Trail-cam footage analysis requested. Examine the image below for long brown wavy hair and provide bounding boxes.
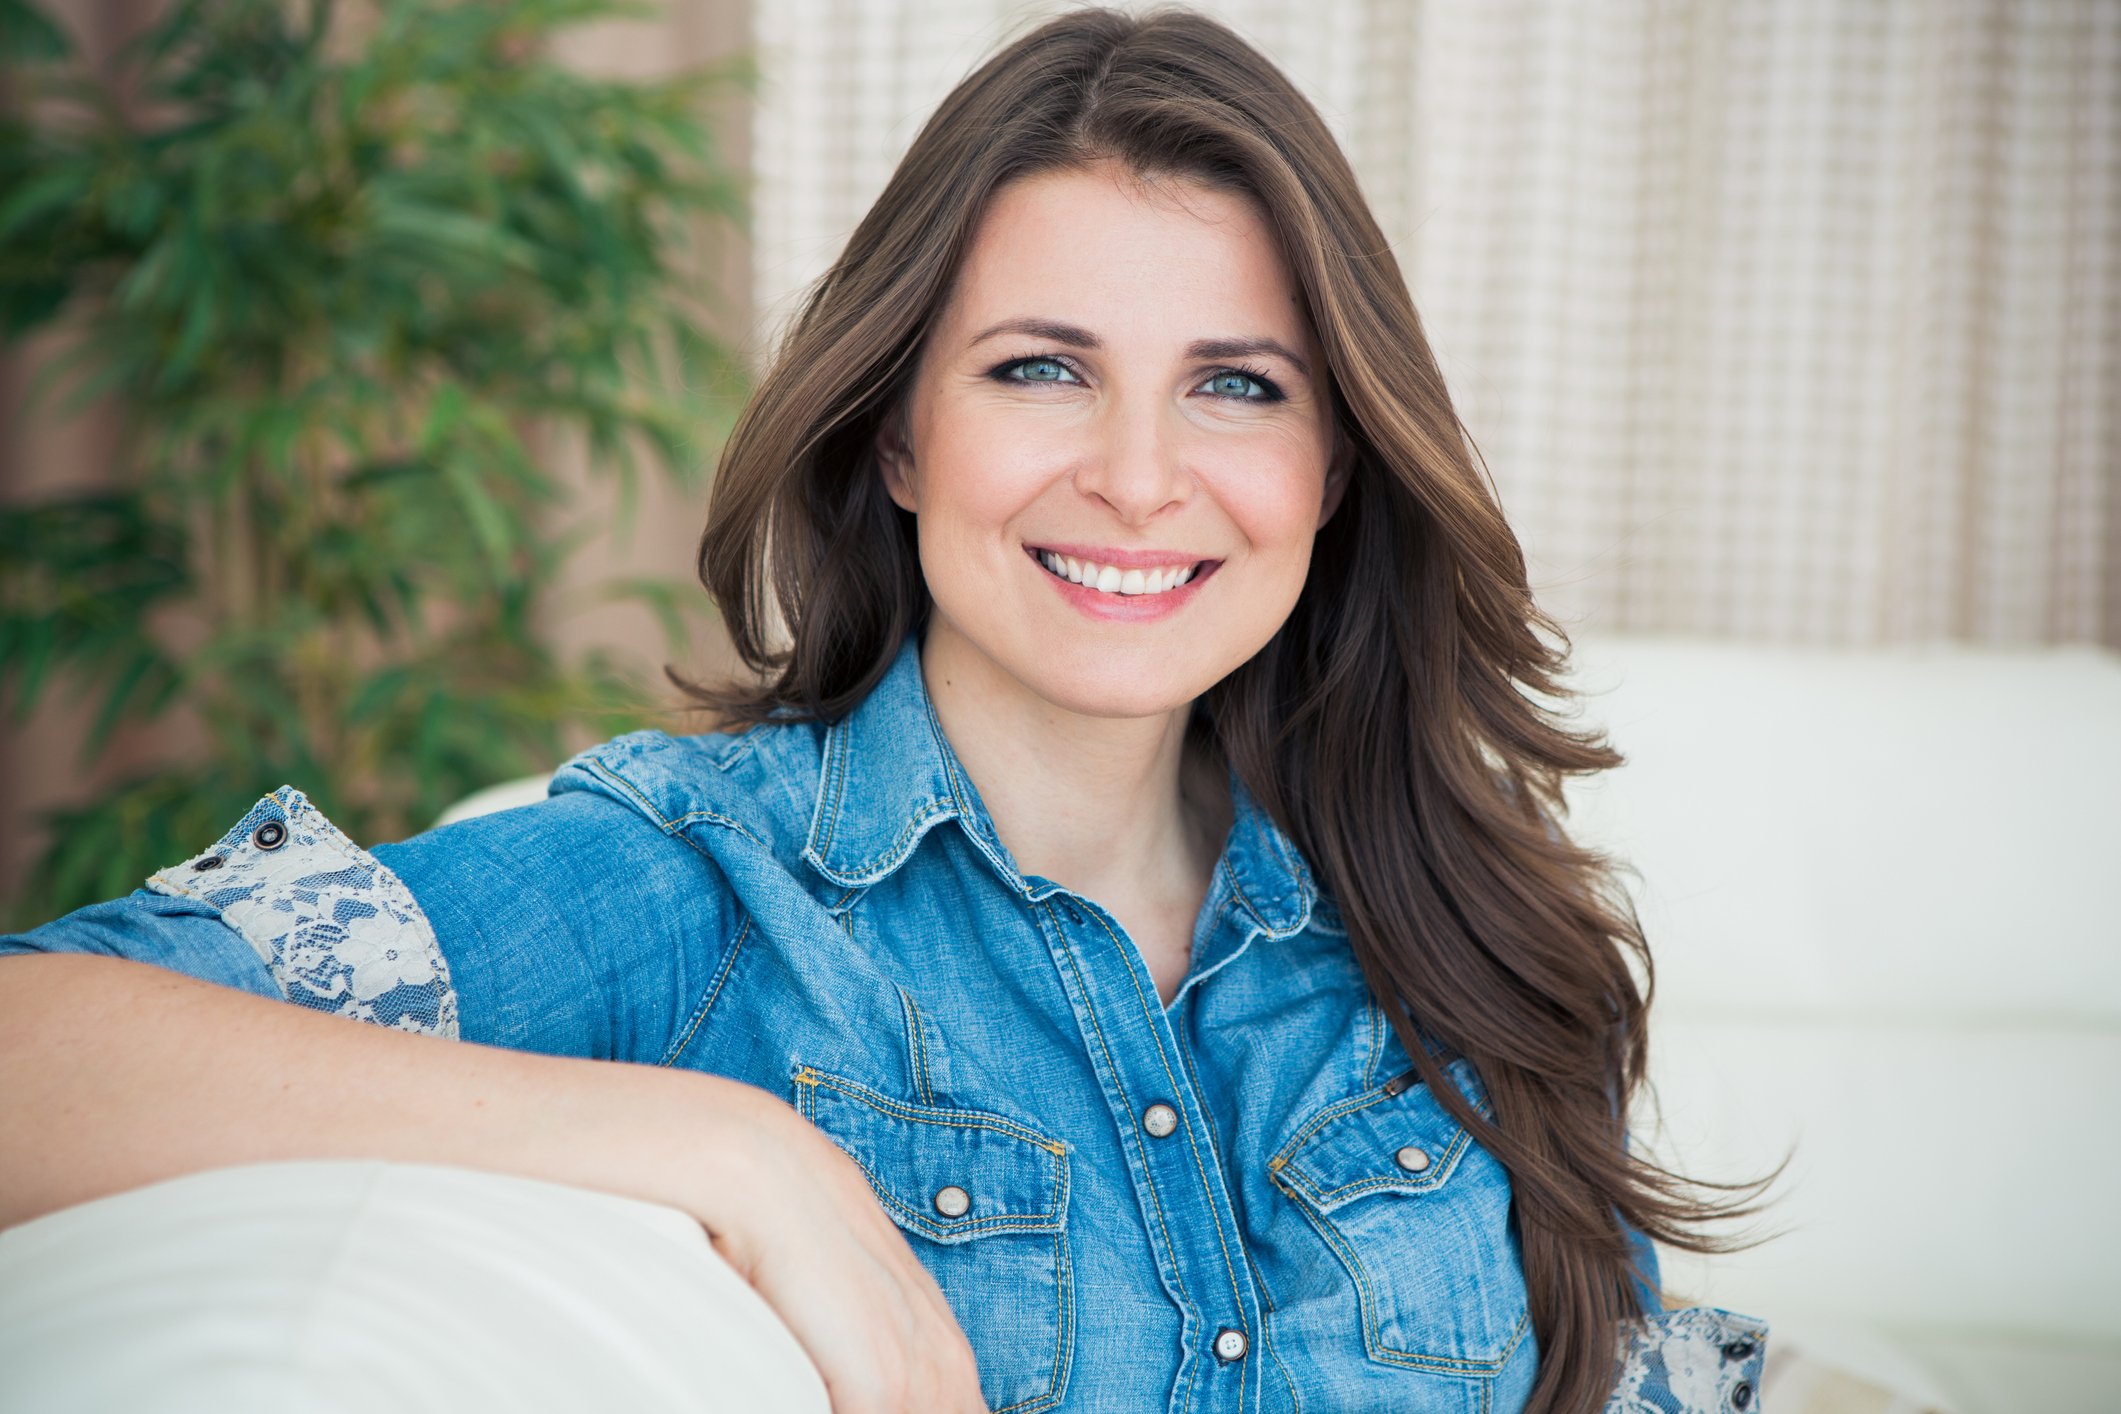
[682,9,1765,1410]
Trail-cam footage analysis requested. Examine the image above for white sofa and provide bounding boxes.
[445,633,2121,1411]
[1558,634,2121,1414]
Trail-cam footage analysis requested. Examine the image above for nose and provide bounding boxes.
[1071,395,1191,524]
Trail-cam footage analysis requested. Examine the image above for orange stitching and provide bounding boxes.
[1081,908,1252,1338]
[658,916,752,1068]
[895,985,934,1104]
[1270,1164,1523,1374]
[805,1070,1062,1153]
[1046,906,1196,1323]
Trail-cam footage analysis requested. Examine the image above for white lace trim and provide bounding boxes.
[147,787,459,1039]
[1606,1306,1769,1413]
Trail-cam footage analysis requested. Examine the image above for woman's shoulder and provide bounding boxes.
[548,716,829,857]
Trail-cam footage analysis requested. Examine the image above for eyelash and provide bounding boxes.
[986,354,1286,404]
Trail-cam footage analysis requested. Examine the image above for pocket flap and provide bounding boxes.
[1269,1056,1484,1212]
[793,1065,1069,1243]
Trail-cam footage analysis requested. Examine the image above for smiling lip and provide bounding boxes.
[1022,543,1221,622]
[1025,542,1215,571]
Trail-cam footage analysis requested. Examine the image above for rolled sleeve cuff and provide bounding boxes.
[0,892,282,1001]
[145,787,459,1039]
[1606,1306,1768,1414]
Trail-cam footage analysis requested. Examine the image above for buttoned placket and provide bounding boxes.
[804,638,1316,1411]
[1032,884,1266,1414]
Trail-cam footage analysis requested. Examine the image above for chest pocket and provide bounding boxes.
[1268,1056,1530,1375]
[793,1065,1073,1414]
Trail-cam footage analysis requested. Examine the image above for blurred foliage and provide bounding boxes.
[0,0,748,926]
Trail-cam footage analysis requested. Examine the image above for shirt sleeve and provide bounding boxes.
[1625,1219,1664,1313]
[0,783,737,1065]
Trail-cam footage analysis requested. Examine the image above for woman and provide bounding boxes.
[0,9,1765,1414]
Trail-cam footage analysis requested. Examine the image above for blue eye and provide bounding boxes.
[1198,368,1280,401]
[1002,357,1077,385]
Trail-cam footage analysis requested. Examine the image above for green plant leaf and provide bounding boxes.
[2,0,747,925]
[0,0,73,65]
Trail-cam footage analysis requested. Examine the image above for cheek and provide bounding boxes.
[1206,439,1331,563]
[912,401,1076,546]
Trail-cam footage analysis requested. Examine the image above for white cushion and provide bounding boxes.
[1559,636,2121,1022]
[1555,635,2121,1413]
[0,1161,830,1414]
[432,774,554,828]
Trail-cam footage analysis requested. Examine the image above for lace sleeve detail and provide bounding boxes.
[146,787,459,1039]
[1605,1306,1769,1414]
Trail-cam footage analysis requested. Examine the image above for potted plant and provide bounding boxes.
[0,0,746,924]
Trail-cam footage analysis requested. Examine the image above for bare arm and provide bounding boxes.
[0,953,985,1414]
[0,952,755,1231]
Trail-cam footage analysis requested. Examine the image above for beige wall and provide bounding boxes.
[0,0,752,905]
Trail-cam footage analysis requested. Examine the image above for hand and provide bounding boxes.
[687,1081,988,1414]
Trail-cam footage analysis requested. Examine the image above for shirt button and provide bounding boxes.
[1141,1102,1179,1138]
[1394,1145,1432,1173]
[1213,1327,1248,1363]
[932,1185,970,1218]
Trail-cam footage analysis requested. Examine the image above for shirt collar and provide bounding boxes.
[803,633,1317,938]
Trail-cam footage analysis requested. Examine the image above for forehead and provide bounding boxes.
[938,163,1312,348]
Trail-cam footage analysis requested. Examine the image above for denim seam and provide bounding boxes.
[1278,1081,1394,1158]
[798,1067,1067,1157]
[793,1067,1069,1233]
[708,729,760,773]
[1269,1164,1524,1375]
[897,985,935,1105]
[1172,1014,1230,1187]
[990,1223,1075,1414]
[1223,869,1286,942]
[656,914,752,1069]
[791,1061,1076,1411]
[802,704,966,882]
[1362,1000,1384,1091]
[1221,808,1315,938]
[1081,907,1252,1367]
[579,758,765,847]
[1302,1126,1474,1206]
[811,799,955,882]
[808,724,852,860]
[1241,1248,1303,1414]
[1044,904,1200,1414]
[1270,1081,1472,1204]
[793,1107,1062,1241]
[1177,1018,1282,1414]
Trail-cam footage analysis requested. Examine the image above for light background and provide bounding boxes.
[5,0,2115,889]
[753,0,2120,648]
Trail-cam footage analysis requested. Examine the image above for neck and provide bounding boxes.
[917,620,1228,906]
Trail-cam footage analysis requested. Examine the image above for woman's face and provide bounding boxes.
[881,161,1345,722]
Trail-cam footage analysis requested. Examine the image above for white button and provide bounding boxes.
[1394,1145,1431,1173]
[933,1185,970,1218]
[1213,1327,1248,1362]
[1142,1103,1179,1138]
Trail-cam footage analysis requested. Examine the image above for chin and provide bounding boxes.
[1008,642,1224,720]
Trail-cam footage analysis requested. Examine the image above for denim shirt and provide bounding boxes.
[3,633,1765,1414]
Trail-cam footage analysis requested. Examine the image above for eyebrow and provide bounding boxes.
[1187,336,1311,380]
[968,318,1312,379]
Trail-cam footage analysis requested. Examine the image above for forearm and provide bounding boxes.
[0,953,770,1232]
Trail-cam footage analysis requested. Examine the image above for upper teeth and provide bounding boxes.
[1037,551,1198,595]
